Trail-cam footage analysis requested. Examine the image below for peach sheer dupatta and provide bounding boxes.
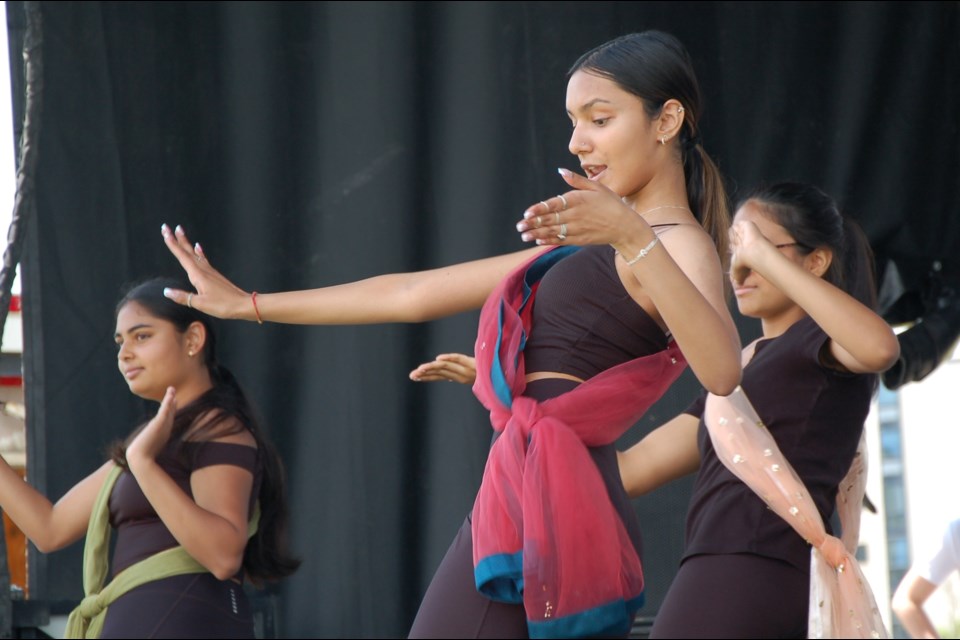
[703,375,888,638]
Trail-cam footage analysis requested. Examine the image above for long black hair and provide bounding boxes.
[737,182,878,310]
[111,277,299,584]
[569,30,730,260]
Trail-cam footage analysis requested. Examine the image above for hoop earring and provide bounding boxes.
[659,136,667,146]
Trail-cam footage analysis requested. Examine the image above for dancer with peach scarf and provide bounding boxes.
[617,182,898,638]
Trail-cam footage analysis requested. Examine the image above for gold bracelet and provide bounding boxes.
[621,235,660,265]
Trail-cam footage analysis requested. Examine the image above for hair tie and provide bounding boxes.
[682,132,702,151]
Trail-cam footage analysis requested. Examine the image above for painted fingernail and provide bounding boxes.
[161,224,170,236]
[175,225,184,235]
[163,287,173,299]
[558,168,571,177]
[194,243,203,254]
[523,210,536,220]
[521,232,532,242]
[516,221,528,232]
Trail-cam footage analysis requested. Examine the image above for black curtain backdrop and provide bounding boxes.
[6,1,958,637]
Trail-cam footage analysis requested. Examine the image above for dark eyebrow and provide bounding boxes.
[566,98,614,116]
[114,322,153,339]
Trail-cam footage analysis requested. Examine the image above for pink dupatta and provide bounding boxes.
[703,379,888,639]
[470,246,686,638]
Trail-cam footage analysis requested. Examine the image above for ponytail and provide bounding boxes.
[683,140,730,265]
[839,216,879,311]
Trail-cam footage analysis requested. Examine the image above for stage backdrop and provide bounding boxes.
[6,2,958,637]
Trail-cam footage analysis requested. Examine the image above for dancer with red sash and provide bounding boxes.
[470,246,685,636]
[162,31,742,639]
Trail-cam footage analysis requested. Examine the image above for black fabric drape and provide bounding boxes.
[8,2,958,637]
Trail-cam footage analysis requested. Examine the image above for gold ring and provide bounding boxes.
[187,293,193,309]
[535,216,542,228]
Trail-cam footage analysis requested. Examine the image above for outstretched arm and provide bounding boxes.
[618,413,700,498]
[0,456,111,553]
[729,219,899,373]
[161,224,541,325]
[892,569,940,639]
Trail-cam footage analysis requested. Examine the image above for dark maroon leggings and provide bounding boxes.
[408,377,635,639]
[408,513,529,639]
[649,553,808,639]
[99,573,255,639]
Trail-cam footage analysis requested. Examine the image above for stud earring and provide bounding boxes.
[188,350,195,357]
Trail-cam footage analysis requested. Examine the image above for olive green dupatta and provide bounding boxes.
[65,464,259,639]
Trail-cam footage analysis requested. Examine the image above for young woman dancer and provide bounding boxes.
[0,278,298,638]
[161,31,741,638]
[618,182,899,638]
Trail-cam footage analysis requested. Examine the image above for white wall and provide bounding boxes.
[897,343,960,633]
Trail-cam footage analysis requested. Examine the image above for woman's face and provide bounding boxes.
[115,301,195,402]
[730,201,809,320]
[566,70,661,202]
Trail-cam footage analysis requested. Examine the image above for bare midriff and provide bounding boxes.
[524,371,585,384]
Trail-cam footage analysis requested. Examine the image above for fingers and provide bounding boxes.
[409,353,477,384]
[517,192,574,245]
[162,286,194,308]
[174,225,208,265]
[160,224,217,310]
[158,386,177,412]
[147,386,178,428]
[517,215,571,246]
[410,362,466,382]
[516,168,606,245]
[161,224,207,269]
[557,167,599,191]
[522,192,571,222]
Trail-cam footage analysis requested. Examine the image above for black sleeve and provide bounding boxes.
[682,388,708,419]
[188,441,258,474]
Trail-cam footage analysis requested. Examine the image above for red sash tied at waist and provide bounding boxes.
[470,246,686,638]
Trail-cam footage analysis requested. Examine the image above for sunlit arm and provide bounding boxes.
[749,246,899,374]
[618,413,700,498]
[163,221,542,326]
[0,458,112,553]
[616,226,742,395]
[250,248,542,325]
